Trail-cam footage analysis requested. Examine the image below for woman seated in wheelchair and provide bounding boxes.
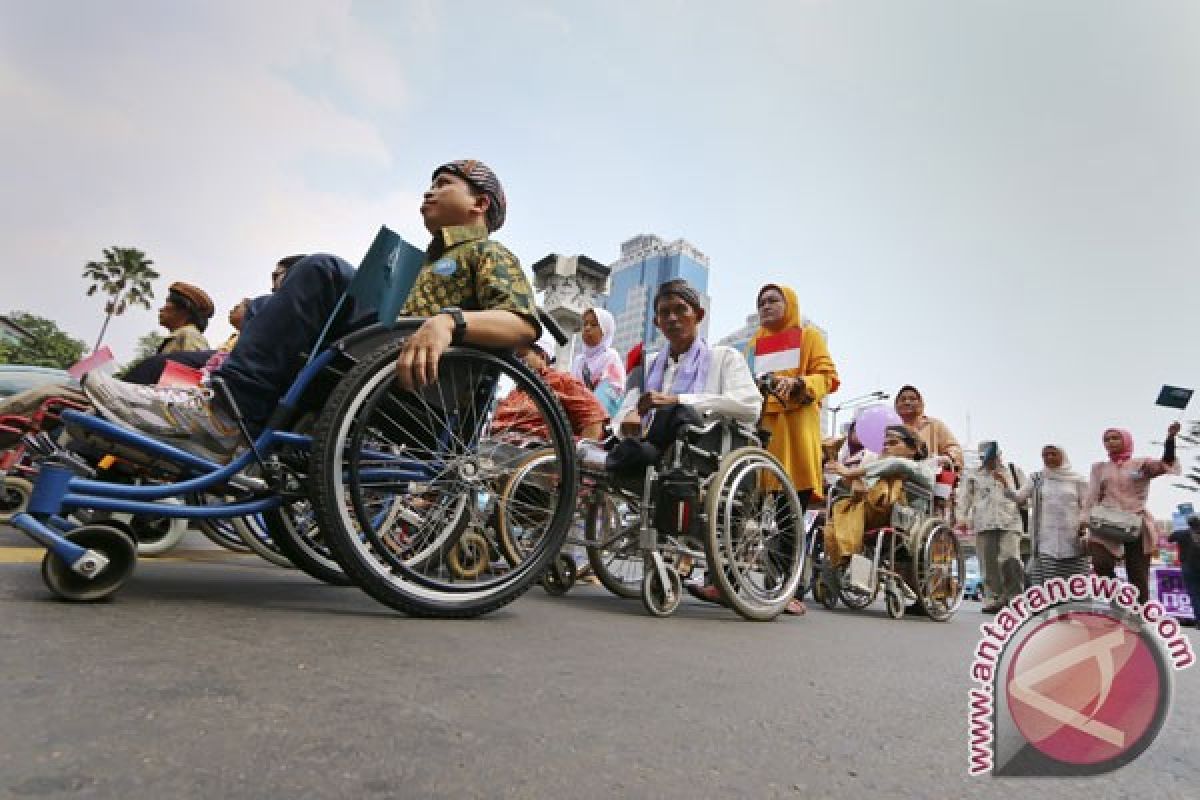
[823,424,936,570]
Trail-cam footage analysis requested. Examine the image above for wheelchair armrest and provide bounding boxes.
[682,419,723,439]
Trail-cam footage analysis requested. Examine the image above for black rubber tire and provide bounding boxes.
[232,513,295,569]
[584,493,643,599]
[263,501,352,586]
[541,553,576,596]
[494,447,558,568]
[0,476,33,523]
[703,447,804,621]
[310,339,577,618]
[914,522,965,622]
[641,563,683,617]
[41,525,137,601]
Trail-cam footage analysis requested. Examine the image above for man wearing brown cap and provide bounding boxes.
[83,158,541,462]
[0,280,216,415]
[155,281,213,355]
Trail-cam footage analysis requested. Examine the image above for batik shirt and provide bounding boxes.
[401,224,539,332]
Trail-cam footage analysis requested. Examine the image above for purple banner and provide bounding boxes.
[1150,566,1195,622]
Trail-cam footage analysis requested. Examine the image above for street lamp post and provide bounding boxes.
[828,390,889,438]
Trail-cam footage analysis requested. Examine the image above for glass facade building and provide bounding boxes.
[604,234,711,357]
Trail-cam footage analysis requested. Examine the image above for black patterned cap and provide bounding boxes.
[433,159,507,232]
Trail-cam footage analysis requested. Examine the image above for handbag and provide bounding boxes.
[1086,505,1143,544]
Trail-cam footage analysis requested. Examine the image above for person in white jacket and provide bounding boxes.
[956,439,1027,612]
[614,279,798,611]
[614,279,760,432]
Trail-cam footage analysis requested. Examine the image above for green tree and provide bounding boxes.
[83,246,160,352]
[0,311,87,368]
[132,331,164,362]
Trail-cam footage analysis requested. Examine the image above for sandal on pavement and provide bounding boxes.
[784,599,807,616]
[685,580,728,607]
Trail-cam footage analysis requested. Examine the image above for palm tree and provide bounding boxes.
[82,247,160,352]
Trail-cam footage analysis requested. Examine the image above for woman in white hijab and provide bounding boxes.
[571,307,625,414]
[1012,444,1090,584]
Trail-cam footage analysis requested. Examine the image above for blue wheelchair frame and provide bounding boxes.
[10,222,570,590]
[10,337,444,573]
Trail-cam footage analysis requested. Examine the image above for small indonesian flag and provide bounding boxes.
[751,328,802,377]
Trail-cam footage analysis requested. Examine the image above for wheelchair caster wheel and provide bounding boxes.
[542,554,577,596]
[641,565,683,617]
[0,476,33,523]
[885,591,906,619]
[41,525,137,601]
[448,531,491,580]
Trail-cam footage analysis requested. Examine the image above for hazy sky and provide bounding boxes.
[2,0,1197,515]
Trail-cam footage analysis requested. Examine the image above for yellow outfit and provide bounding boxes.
[748,285,840,497]
[825,477,906,565]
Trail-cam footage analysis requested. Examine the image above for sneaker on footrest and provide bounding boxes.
[82,371,240,463]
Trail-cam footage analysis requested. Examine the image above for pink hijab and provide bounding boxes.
[1103,427,1134,464]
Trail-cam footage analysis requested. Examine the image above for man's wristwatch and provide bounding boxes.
[440,307,467,346]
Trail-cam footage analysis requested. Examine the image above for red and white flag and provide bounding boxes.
[752,328,802,377]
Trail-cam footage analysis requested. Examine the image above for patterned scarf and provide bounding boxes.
[646,336,711,396]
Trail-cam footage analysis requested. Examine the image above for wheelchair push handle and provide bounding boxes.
[538,310,569,347]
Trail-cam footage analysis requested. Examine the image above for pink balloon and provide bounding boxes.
[854,404,902,453]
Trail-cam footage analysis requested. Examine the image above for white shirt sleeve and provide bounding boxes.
[676,346,762,424]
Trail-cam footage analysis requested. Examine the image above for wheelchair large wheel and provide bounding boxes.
[912,519,965,621]
[584,491,643,599]
[494,447,560,568]
[193,503,252,554]
[41,524,137,601]
[704,447,805,621]
[0,476,33,523]
[232,513,295,569]
[310,339,578,618]
[263,498,352,586]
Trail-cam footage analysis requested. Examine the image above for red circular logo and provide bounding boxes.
[1005,611,1163,766]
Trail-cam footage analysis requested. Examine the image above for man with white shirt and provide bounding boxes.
[614,279,760,433]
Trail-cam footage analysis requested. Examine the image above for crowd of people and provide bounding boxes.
[11,157,1195,623]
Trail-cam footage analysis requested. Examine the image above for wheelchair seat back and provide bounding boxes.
[666,415,761,472]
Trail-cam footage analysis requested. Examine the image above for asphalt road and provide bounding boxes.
[1,528,1197,800]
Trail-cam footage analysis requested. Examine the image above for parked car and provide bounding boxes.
[0,365,70,400]
[963,556,984,601]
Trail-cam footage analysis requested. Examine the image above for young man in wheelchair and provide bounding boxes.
[82,160,541,462]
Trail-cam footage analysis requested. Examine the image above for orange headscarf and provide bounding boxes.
[749,283,801,349]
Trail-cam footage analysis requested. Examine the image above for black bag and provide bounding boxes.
[654,466,701,537]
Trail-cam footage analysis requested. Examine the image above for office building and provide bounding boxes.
[604,234,710,357]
